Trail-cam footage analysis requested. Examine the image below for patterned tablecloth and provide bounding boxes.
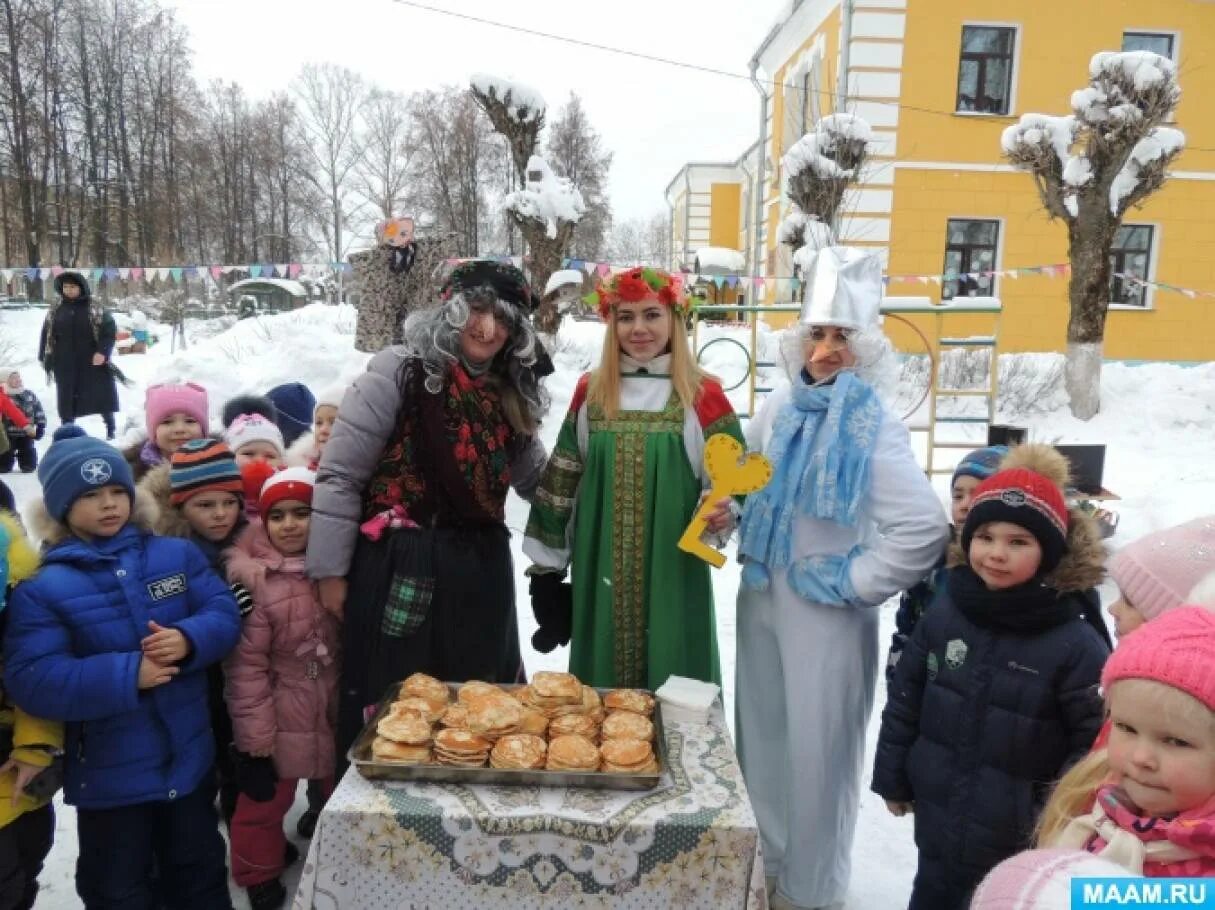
[293,705,767,910]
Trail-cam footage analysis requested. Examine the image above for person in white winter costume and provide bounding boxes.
[734,247,949,910]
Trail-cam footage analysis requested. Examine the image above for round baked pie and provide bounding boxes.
[375,713,433,746]
[599,737,656,773]
[546,734,600,771]
[457,681,504,705]
[402,673,451,710]
[548,713,601,740]
[489,734,547,770]
[433,729,493,755]
[371,737,432,764]
[530,671,583,705]
[465,694,523,737]
[440,704,471,729]
[601,710,654,742]
[603,689,656,717]
[391,696,445,724]
[518,706,550,736]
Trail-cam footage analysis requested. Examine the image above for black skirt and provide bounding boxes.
[335,523,524,766]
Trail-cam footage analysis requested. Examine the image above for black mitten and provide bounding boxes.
[230,746,278,802]
[529,572,573,654]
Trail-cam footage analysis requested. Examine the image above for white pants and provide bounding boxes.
[735,582,879,909]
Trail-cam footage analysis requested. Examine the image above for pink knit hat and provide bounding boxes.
[970,848,1130,909]
[145,382,209,438]
[1109,516,1215,621]
[1102,606,1215,711]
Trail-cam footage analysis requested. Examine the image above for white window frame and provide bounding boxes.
[1107,221,1160,312]
[941,215,1005,301]
[954,22,1022,118]
[1121,29,1180,63]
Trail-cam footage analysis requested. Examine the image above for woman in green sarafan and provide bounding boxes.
[523,267,743,688]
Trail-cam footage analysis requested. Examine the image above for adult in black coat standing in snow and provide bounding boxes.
[37,272,119,438]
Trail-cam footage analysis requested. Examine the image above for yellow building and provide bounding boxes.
[673,0,1215,362]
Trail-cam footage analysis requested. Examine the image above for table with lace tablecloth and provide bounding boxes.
[292,705,767,910]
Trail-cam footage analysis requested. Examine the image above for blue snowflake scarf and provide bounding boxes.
[738,370,882,593]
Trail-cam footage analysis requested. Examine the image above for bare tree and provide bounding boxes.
[404,86,501,256]
[1003,51,1183,419]
[357,88,411,221]
[469,75,584,331]
[294,62,366,295]
[546,92,612,260]
[606,212,669,267]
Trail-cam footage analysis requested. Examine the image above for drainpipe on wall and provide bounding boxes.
[736,152,754,303]
[663,184,676,271]
[837,0,854,114]
[748,58,770,306]
[683,170,693,269]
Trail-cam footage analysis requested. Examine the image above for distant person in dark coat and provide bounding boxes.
[872,444,1110,910]
[37,273,119,439]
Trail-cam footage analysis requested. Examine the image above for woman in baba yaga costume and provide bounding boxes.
[734,247,949,910]
[306,260,551,766]
[524,267,744,689]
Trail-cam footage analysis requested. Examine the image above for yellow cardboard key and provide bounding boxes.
[678,434,773,568]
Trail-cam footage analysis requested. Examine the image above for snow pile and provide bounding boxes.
[784,131,852,179]
[505,155,586,239]
[469,73,546,123]
[1109,127,1186,215]
[1090,51,1176,93]
[695,246,746,274]
[1000,113,1077,162]
[543,269,584,298]
[777,208,834,248]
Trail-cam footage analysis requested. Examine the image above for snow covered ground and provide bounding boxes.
[2,304,1213,908]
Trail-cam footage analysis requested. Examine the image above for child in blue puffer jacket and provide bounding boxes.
[2,425,241,910]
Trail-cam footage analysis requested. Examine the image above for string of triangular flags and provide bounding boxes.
[3,258,1211,301]
[0,263,351,284]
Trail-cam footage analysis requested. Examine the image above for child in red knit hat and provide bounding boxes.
[872,444,1110,910]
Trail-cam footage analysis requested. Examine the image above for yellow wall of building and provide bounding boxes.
[884,0,1215,361]
[708,183,742,249]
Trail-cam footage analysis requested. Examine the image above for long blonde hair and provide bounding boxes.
[1035,748,1111,847]
[587,308,708,419]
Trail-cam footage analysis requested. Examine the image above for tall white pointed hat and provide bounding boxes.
[797,245,883,331]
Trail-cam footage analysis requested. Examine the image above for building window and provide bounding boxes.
[1122,31,1175,60]
[943,219,1000,300]
[956,25,1016,115]
[1108,224,1154,307]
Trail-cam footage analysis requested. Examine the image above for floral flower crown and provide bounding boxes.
[584,267,688,318]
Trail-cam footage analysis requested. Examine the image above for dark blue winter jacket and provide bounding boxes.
[3,523,240,809]
[871,563,1108,900]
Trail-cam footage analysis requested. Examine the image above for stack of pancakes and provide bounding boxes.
[367,672,661,775]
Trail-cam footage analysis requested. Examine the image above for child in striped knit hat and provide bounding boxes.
[140,437,253,822]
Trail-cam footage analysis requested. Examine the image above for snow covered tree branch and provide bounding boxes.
[1000,51,1183,419]
[779,113,872,297]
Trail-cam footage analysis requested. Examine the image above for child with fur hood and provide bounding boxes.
[123,382,210,482]
[2,426,240,907]
[285,384,345,470]
[137,437,252,822]
[871,444,1111,910]
[225,468,339,910]
[1,508,60,910]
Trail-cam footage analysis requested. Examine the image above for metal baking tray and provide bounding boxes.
[349,681,667,791]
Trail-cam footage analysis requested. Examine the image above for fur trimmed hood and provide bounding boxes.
[134,462,193,539]
[26,488,157,549]
[949,504,1106,593]
[284,431,318,469]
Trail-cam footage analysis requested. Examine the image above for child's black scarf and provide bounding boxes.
[949,565,1082,635]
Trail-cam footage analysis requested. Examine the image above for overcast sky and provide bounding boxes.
[164,0,775,226]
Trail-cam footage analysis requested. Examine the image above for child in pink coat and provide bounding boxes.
[225,467,339,909]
